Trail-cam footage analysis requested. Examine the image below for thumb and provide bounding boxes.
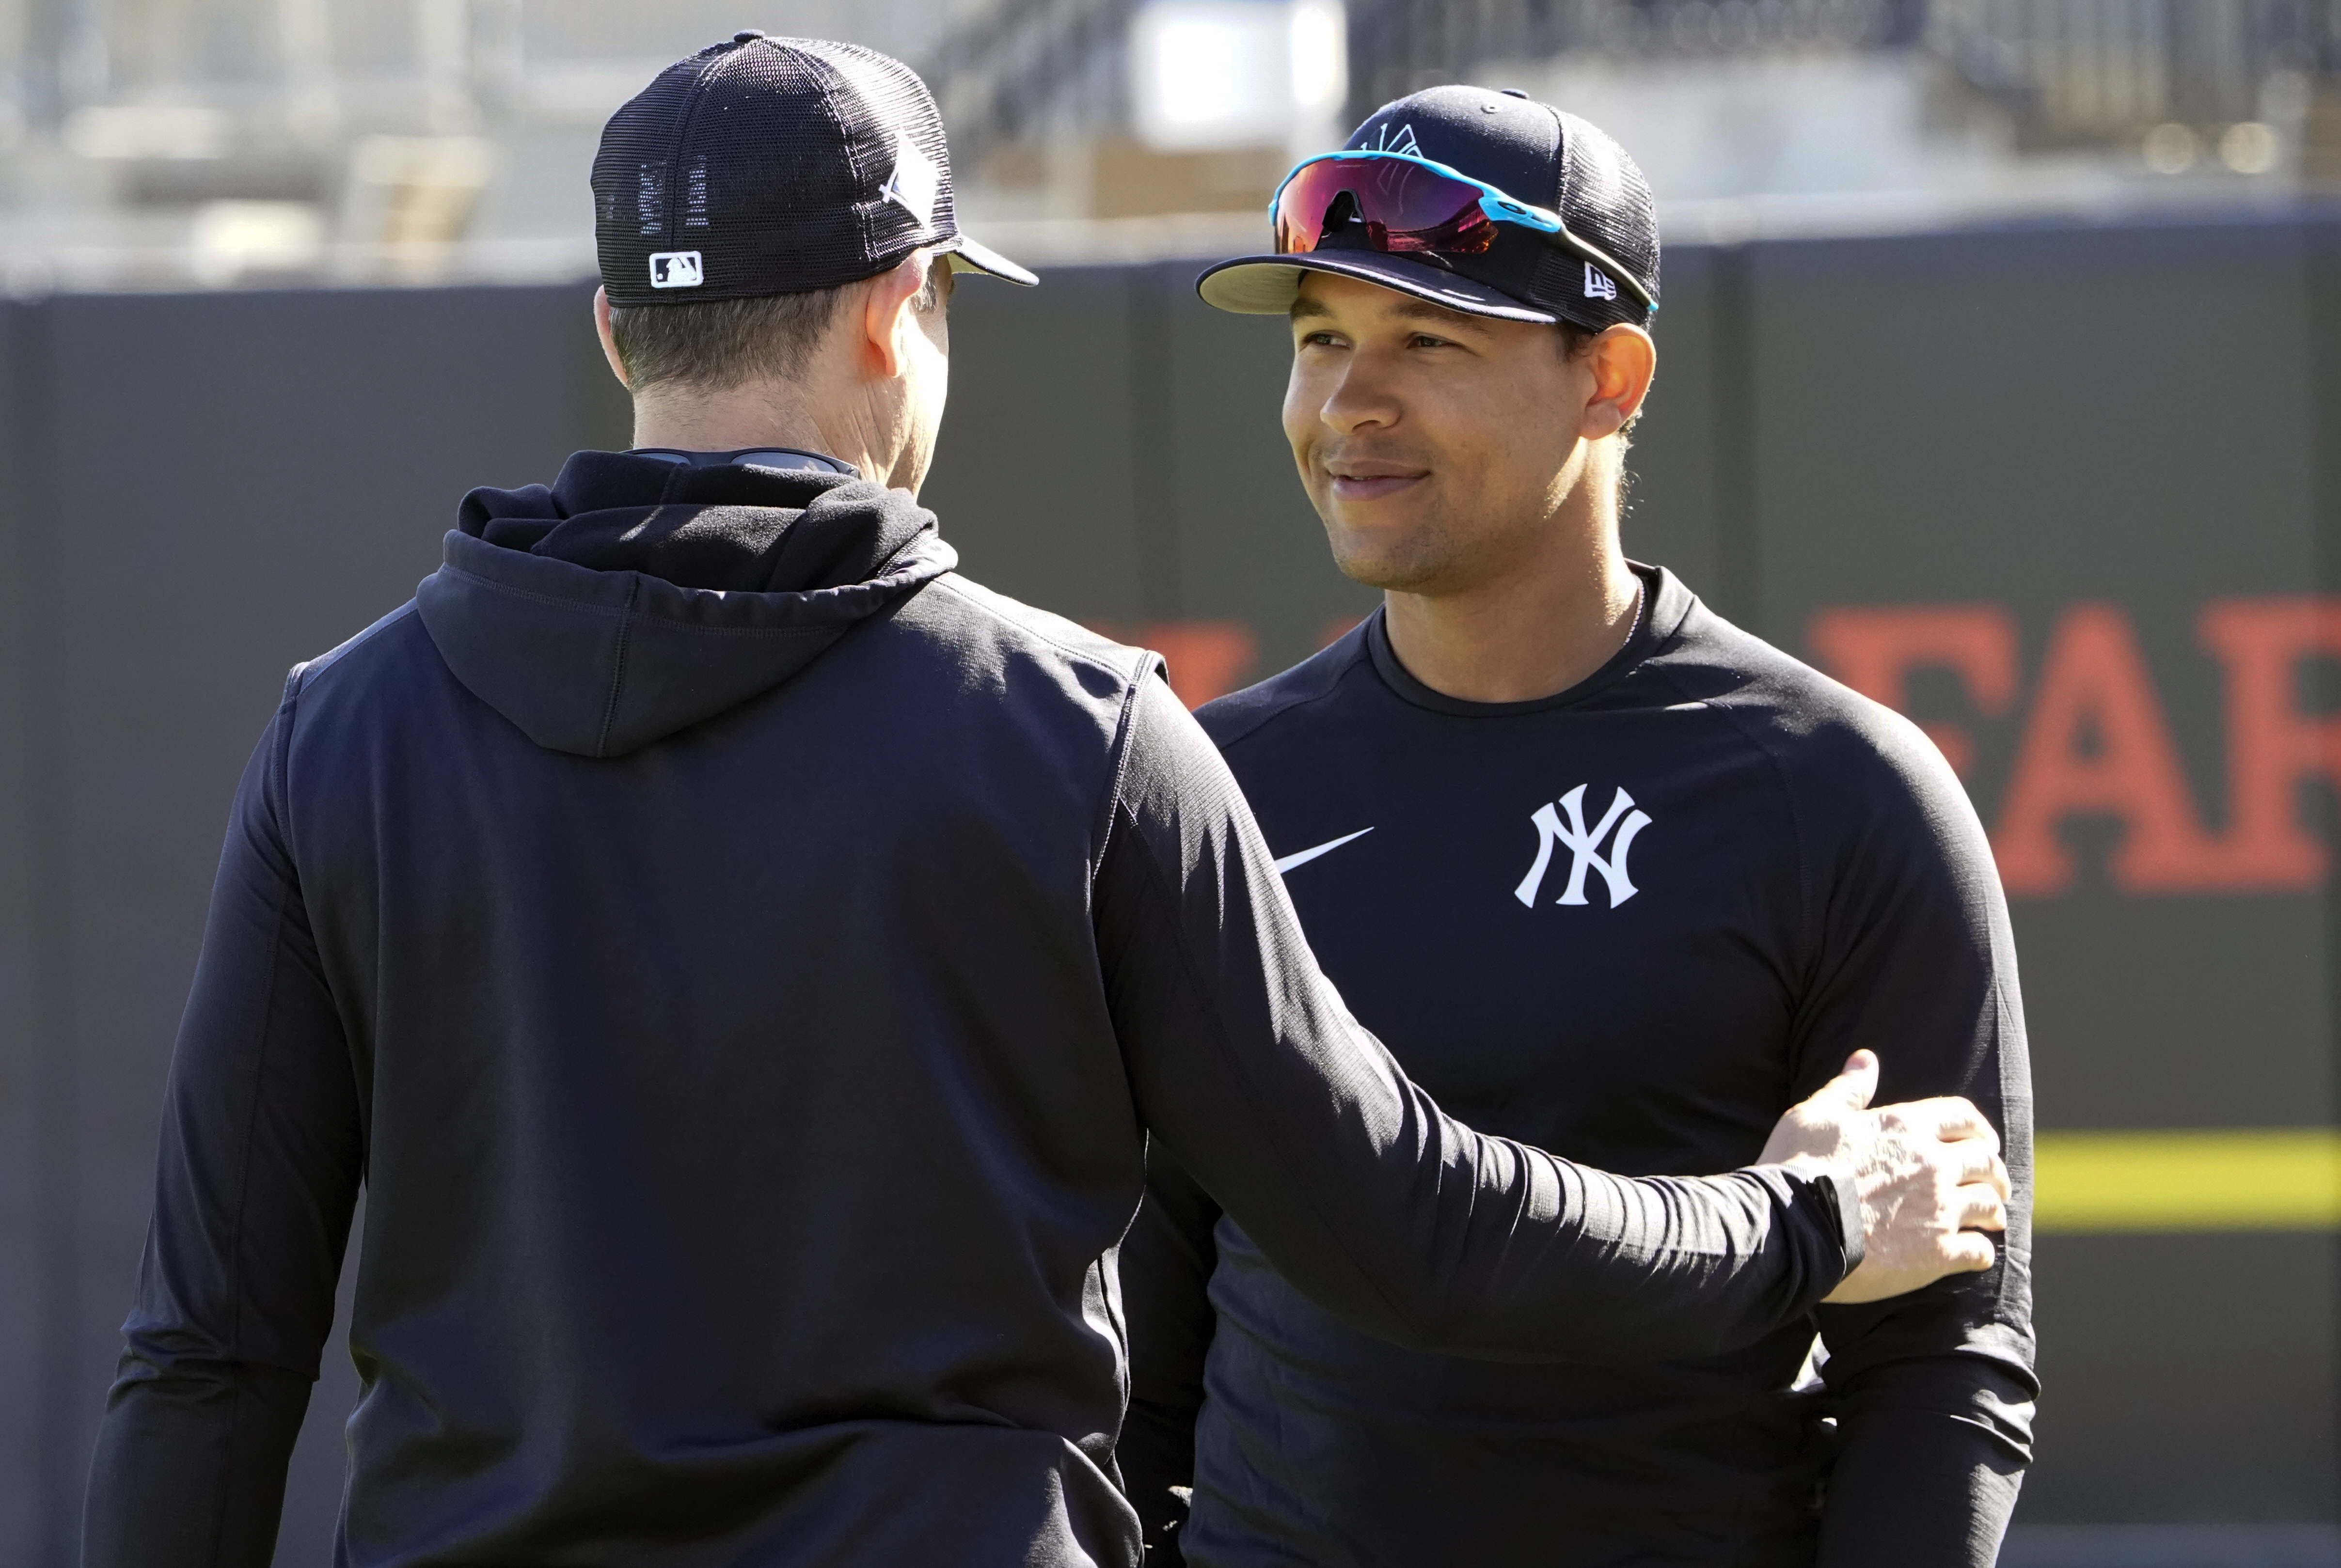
[1828,1050,1879,1111]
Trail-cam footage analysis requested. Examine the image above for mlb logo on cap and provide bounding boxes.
[591,32,1034,307]
[649,251,704,289]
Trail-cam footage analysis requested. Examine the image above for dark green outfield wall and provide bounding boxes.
[0,212,2335,1565]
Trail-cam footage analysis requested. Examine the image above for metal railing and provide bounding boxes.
[1929,0,2341,147]
[1343,0,1925,120]
[924,0,1141,175]
[921,0,2341,176]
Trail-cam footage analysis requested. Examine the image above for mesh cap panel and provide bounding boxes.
[593,35,968,306]
[1537,110,1660,330]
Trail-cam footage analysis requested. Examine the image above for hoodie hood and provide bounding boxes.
[416,450,956,758]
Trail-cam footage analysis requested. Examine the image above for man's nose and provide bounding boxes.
[1319,362,1398,436]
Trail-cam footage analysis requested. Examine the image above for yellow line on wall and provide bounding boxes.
[2033,1129,2341,1232]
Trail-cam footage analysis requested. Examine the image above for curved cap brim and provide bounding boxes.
[1197,251,1556,324]
[941,232,1037,286]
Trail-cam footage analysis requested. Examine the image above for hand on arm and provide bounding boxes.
[1759,1050,2010,1304]
[1767,720,2036,1565]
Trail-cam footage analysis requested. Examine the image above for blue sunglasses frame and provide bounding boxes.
[1267,149,1657,313]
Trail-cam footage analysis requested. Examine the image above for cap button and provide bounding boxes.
[734,29,766,43]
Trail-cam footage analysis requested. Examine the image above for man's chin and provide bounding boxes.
[1329,545,1446,594]
[1317,498,1461,592]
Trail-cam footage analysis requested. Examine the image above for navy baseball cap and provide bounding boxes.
[1197,85,1658,331]
[592,33,1035,308]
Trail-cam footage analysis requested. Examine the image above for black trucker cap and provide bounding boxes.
[1198,85,1657,330]
[592,32,1035,307]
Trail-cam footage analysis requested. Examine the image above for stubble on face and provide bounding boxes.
[1284,274,1589,599]
[1320,471,1460,591]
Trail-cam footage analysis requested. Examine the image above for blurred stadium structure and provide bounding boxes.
[0,1,2337,281]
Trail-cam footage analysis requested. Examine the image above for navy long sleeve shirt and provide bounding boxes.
[1120,566,2037,1568]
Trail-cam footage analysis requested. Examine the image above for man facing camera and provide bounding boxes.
[83,43,2009,1568]
[1121,88,2037,1568]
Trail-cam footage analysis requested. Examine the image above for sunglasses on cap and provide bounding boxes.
[1268,150,1656,312]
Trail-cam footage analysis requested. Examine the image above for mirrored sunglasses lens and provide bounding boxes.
[1275,159,1496,256]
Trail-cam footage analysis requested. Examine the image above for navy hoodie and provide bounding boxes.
[84,455,1860,1568]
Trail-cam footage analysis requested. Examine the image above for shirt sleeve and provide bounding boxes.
[1784,712,2039,1568]
[1116,1144,1220,1564]
[1096,671,1864,1364]
[82,686,364,1568]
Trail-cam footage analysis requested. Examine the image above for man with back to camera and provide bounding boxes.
[80,39,2012,1568]
[1117,89,2037,1567]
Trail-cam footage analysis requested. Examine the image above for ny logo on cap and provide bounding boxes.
[1365,121,1421,157]
[649,251,705,289]
[1582,263,1617,301]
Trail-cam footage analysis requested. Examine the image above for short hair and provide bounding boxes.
[609,256,946,394]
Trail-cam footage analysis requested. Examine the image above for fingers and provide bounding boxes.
[1827,1050,1879,1111]
[1878,1095,2001,1157]
[1954,1181,2008,1233]
[1939,1230,1998,1274]
[1952,1146,2010,1198]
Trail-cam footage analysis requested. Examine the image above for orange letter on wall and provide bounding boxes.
[1146,622,1258,707]
[1992,603,2226,897]
[1807,605,2019,776]
[1085,621,1260,708]
[2196,596,2341,891]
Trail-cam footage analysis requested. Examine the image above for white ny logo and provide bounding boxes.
[1513,785,1652,909]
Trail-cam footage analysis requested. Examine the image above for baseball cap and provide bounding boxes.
[592,32,1035,308]
[1197,85,1657,330]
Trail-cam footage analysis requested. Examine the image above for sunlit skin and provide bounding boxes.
[1283,270,1657,703]
[593,252,955,494]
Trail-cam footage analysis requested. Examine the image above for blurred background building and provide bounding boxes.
[0,0,2337,280]
[1,4,2340,1568]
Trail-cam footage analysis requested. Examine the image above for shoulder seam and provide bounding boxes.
[928,574,1137,680]
[1091,653,1167,894]
[1645,659,1819,969]
[290,599,426,694]
[1206,641,1370,752]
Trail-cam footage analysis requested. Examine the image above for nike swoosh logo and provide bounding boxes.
[1273,827,1375,874]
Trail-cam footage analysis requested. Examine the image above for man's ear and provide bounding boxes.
[1581,324,1656,440]
[855,253,932,380]
[593,286,631,391]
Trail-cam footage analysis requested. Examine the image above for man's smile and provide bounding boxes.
[1324,455,1431,503]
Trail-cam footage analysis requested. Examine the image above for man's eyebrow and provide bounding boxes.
[1290,294,1487,333]
[1384,298,1488,331]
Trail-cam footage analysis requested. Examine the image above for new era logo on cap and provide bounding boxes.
[649,251,704,289]
[1583,263,1616,300]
